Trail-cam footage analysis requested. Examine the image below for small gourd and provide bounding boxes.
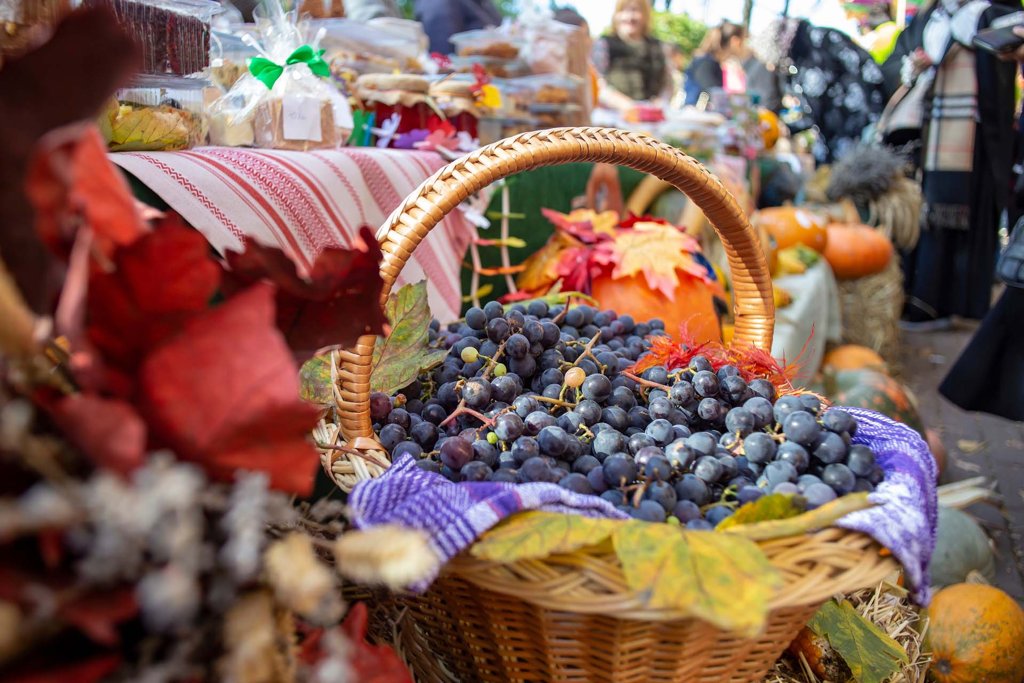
[930,506,995,588]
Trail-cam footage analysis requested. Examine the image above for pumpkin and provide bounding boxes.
[825,369,924,435]
[591,272,721,344]
[926,583,1024,683]
[925,428,946,477]
[752,207,828,252]
[822,223,893,279]
[931,507,995,588]
[822,344,887,372]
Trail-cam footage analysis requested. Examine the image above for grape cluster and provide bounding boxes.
[369,301,880,528]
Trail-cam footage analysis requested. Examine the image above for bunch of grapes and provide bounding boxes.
[369,301,881,529]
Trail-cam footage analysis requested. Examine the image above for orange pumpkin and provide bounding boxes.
[822,223,893,279]
[752,207,828,252]
[822,345,887,372]
[591,272,721,344]
[926,583,1024,683]
[926,428,946,478]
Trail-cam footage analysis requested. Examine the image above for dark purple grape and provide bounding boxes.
[492,469,518,483]
[416,459,441,473]
[587,466,610,493]
[603,453,638,486]
[675,474,711,505]
[777,441,810,472]
[645,418,673,446]
[563,307,584,328]
[511,436,540,464]
[524,410,556,436]
[686,432,717,458]
[520,456,553,483]
[743,397,774,428]
[369,392,392,422]
[692,370,720,398]
[393,441,423,459]
[509,355,537,378]
[737,485,764,505]
[600,488,624,505]
[633,446,661,469]
[812,431,845,465]
[670,381,695,406]
[610,386,637,410]
[772,395,804,424]
[421,402,448,426]
[483,300,504,320]
[644,455,673,480]
[689,355,713,373]
[593,429,628,459]
[705,505,734,527]
[572,454,601,475]
[719,431,742,451]
[386,408,411,431]
[644,481,677,512]
[505,333,530,359]
[698,398,726,423]
[473,440,499,468]
[822,408,857,435]
[440,437,474,469]
[581,374,612,402]
[460,379,491,409]
[868,465,885,486]
[601,406,629,431]
[694,456,724,483]
[647,396,672,420]
[405,398,424,415]
[762,460,798,486]
[575,399,602,426]
[717,454,739,480]
[512,395,540,418]
[782,410,821,447]
[506,309,526,328]
[671,423,692,439]
[523,320,544,344]
[631,499,667,522]
[558,472,593,494]
[822,463,856,494]
[772,482,799,495]
[557,412,585,435]
[628,432,656,454]
[379,423,407,450]
[721,375,748,404]
[462,461,493,481]
[748,378,776,402]
[724,408,756,436]
[673,500,702,523]
[797,473,823,492]
[410,422,439,449]
[486,317,510,342]
[804,482,837,508]
[538,425,571,457]
[642,366,669,385]
[846,445,876,477]
[799,394,822,416]
[628,406,652,429]
[686,519,714,530]
[853,478,874,492]
[540,321,561,347]
[437,382,460,408]
[490,375,518,404]
[665,439,695,469]
[465,306,487,330]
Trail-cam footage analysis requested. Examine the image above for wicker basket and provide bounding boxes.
[320,128,898,682]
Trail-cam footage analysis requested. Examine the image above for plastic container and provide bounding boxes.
[448,55,530,79]
[512,74,588,128]
[101,74,211,151]
[83,0,218,75]
[449,28,522,59]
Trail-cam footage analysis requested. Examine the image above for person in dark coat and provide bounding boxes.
[414,0,502,55]
[881,0,1018,325]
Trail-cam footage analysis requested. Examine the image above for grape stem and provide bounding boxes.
[621,371,671,392]
[631,481,648,508]
[438,339,508,429]
[534,395,576,409]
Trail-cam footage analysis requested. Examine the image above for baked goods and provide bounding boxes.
[458,40,518,59]
[253,97,340,151]
[535,84,570,104]
[357,73,430,95]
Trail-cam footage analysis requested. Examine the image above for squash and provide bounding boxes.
[822,344,887,372]
[591,271,721,345]
[926,583,1024,683]
[753,207,828,252]
[926,428,946,477]
[931,507,995,588]
[825,369,924,435]
[822,223,893,279]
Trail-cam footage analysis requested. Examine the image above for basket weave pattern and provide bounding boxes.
[326,128,897,682]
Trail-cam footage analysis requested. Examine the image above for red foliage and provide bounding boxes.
[617,213,673,229]
[225,228,386,359]
[341,604,414,682]
[49,395,146,476]
[4,654,122,683]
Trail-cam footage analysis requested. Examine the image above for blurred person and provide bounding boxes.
[592,0,674,112]
[684,22,780,110]
[844,0,901,63]
[881,0,1018,326]
[553,6,600,107]
[346,0,401,21]
[414,0,502,55]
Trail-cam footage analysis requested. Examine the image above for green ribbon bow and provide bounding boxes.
[248,45,330,90]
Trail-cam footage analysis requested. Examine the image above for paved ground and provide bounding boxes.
[899,325,1024,603]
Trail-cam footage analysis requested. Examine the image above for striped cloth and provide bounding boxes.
[108,147,475,322]
[348,410,938,603]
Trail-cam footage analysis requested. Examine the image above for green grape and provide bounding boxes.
[460,346,479,363]
[493,363,507,377]
[487,431,498,445]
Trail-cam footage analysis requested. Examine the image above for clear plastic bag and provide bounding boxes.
[101,74,211,151]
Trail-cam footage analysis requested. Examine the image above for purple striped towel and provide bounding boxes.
[347,409,937,603]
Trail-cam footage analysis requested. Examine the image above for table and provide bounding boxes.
[772,261,842,385]
[110,147,476,323]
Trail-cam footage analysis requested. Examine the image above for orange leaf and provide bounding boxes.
[516,231,583,292]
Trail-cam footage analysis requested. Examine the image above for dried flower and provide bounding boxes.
[333,526,438,590]
[219,591,295,683]
[220,471,270,583]
[137,565,201,634]
[264,533,343,625]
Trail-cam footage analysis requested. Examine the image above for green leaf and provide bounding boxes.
[716,493,806,531]
[299,353,334,405]
[612,522,781,636]
[808,600,908,683]
[370,282,448,395]
[501,291,598,312]
[471,511,620,563]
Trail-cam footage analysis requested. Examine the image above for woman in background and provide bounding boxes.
[684,22,745,105]
[592,0,674,113]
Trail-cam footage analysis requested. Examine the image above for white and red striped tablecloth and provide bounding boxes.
[109,147,474,323]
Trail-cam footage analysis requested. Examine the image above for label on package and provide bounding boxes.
[282,94,323,142]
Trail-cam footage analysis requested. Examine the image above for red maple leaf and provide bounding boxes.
[224,226,386,360]
[617,213,673,230]
[48,395,146,476]
[137,284,320,495]
[297,603,413,682]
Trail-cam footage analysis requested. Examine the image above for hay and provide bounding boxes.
[837,257,904,373]
[763,581,931,683]
[867,177,923,251]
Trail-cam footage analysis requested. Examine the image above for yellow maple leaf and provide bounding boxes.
[471,511,620,563]
[562,209,620,236]
[606,223,709,300]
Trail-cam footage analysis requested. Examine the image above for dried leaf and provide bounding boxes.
[716,493,805,531]
[264,534,342,625]
[956,439,986,454]
[471,511,619,563]
[138,284,320,495]
[599,223,713,300]
[340,603,414,683]
[370,282,448,395]
[807,600,907,683]
[48,395,146,476]
[299,354,334,405]
[541,208,619,242]
[100,102,195,152]
[613,522,781,636]
[225,227,386,359]
[722,492,874,542]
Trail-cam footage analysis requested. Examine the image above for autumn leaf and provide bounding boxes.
[612,522,781,636]
[721,492,874,542]
[541,208,619,243]
[138,284,320,495]
[341,603,415,683]
[299,354,335,406]
[4,654,122,683]
[807,600,908,683]
[225,226,386,359]
[716,493,806,531]
[58,587,139,647]
[516,230,583,293]
[370,282,448,396]
[471,511,620,563]
[48,395,146,476]
[100,102,195,152]
[597,222,715,300]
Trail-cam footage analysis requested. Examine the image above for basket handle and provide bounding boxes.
[324,127,775,490]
